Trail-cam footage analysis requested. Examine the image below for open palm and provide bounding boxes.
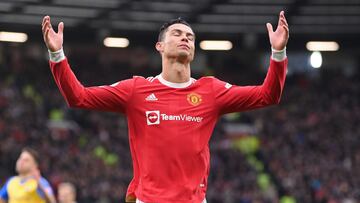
[267,11,289,50]
[42,16,64,52]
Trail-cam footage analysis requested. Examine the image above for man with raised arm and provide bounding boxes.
[42,11,289,203]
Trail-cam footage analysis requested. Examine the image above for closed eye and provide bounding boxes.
[187,34,194,41]
[172,30,181,36]
[171,29,195,41]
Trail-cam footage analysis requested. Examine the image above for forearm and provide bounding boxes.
[261,48,288,104]
[38,184,56,203]
[0,198,6,203]
[44,193,56,203]
[49,49,88,107]
[48,49,130,112]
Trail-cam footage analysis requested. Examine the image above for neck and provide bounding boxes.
[18,172,31,178]
[161,57,191,83]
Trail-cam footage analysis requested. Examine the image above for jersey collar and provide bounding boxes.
[156,74,195,89]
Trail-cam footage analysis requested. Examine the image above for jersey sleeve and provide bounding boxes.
[49,58,134,113]
[214,58,287,115]
[0,178,12,200]
[37,178,54,198]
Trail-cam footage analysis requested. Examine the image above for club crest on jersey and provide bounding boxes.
[187,93,202,106]
[146,110,160,125]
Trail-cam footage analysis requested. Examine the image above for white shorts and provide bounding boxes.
[136,198,207,203]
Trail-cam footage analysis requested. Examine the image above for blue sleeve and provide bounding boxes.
[0,177,13,200]
[37,177,54,198]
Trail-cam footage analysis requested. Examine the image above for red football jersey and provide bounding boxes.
[49,58,287,203]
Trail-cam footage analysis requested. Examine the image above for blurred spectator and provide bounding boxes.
[0,147,56,203]
[58,182,76,203]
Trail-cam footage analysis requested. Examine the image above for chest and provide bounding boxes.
[130,85,215,119]
[8,179,41,201]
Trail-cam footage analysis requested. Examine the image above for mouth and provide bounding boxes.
[178,44,190,50]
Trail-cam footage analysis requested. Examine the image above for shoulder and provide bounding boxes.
[107,76,143,88]
[121,75,156,82]
[0,177,16,198]
[39,177,51,187]
[132,75,159,85]
[197,76,225,85]
[3,176,16,186]
[198,76,233,90]
[38,177,54,195]
[196,76,217,84]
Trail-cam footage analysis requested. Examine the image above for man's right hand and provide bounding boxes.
[42,16,64,52]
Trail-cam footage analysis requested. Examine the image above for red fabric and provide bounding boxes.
[49,58,287,203]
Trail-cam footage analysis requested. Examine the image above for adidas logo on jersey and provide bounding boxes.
[145,93,158,101]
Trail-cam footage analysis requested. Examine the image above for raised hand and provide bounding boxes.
[266,11,289,50]
[42,16,64,52]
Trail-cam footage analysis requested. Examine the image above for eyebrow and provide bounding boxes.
[171,29,195,38]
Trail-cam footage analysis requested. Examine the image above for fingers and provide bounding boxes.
[280,10,285,17]
[280,11,289,36]
[266,23,273,34]
[42,25,51,43]
[41,16,49,28]
[42,16,51,30]
[276,11,289,36]
[41,16,64,37]
[42,16,52,36]
[282,24,289,35]
[267,11,289,34]
[44,27,50,41]
[58,22,64,35]
[278,11,288,27]
[281,18,288,28]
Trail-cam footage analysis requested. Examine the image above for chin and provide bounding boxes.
[177,55,190,63]
[178,51,189,57]
[178,51,192,58]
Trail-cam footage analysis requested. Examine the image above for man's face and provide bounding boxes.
[58,185,75,203]
[16,151,36,175]
[157,23,195,62]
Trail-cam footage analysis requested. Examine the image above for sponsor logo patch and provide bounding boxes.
[145,111,203,125]
[146,110,160,125]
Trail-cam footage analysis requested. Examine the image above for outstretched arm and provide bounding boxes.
[41,16,133,113]
[215,11,289,114]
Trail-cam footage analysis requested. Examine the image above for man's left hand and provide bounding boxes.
[267,11,289,50]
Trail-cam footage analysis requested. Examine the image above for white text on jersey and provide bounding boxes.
[146,111,203,125]
[161,113,203,123]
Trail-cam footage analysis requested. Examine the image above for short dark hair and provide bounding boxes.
[22,147,40,166]
[158,17,192,42]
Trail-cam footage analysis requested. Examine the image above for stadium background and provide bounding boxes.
[0,0,359,202]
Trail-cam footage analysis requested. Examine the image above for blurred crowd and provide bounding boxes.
[256,72,360,203]
[0,44,359,203]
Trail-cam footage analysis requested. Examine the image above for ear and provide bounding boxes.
[155,41,164,53]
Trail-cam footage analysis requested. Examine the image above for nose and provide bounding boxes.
[181,34,188,42]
